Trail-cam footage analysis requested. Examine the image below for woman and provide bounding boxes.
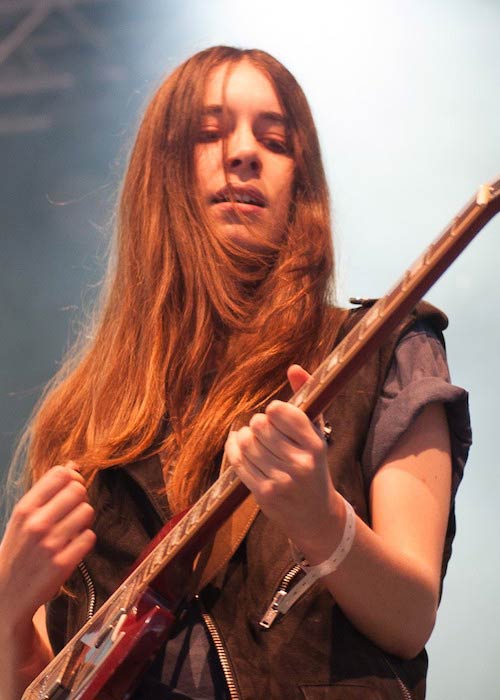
[0,46,470,699]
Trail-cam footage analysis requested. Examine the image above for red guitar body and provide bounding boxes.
[39,511,194,700]
[80,589,174,700]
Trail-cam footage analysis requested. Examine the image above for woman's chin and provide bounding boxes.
[218,223,282,255]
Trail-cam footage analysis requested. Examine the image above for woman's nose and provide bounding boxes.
[226,128,262,175]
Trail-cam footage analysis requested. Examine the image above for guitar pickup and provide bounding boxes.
[83,607,127,649]
[43,681,68,700]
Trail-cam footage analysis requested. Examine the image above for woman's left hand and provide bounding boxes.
[224,364,343,550]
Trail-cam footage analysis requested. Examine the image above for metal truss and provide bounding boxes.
[0,0,125,134]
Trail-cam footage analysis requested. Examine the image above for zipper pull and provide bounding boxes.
[259,590,287,629]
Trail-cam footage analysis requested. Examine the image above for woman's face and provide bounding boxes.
[195,59,295,250]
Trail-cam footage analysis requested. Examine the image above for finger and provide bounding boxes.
[248,413,300,464]
[226,430,273,479]
[238,425,296,477]
[20,465,85,511]
[287,364,311,394]
[229,442,271,494]
[63,461,85,484]
[44,501,95,551]
[52,529,97,578]
[25,479,90,535]
[286,367,327,442]
[225,431,252,471]
[265,400,321,448]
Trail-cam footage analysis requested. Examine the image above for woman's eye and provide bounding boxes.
[263,137,289,154]
[198,129,221,143]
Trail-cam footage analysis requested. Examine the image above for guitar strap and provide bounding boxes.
[187,456,260,595]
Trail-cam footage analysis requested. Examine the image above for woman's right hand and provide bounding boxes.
[0,463,96,630]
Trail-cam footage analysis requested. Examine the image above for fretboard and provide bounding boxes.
[290,180,500,419]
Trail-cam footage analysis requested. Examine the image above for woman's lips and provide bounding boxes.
[211,185,268,208]
[213,200,265,216]
[212,202,265,224]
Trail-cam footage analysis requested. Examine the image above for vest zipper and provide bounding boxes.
[259,563,303,629]
[382,655,413,700]
[261,567,414,698]
[77,560,97,621]
[195,595,241,700]
[75,562,412,700]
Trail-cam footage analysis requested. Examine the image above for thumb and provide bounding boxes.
[287,364,311,394]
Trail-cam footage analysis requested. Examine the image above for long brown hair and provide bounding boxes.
[22,46,343,512]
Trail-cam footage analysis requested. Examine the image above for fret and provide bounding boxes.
[151,542,169,569]
[194,490,211,516]
[226,469,237,485]
[201,484,220,509]
[207,477,225,502]
[137,552,160,586]
[376,296,387,318]
[110,583,134,615]
[174,514,190,540]
[121,470,244,594]
[342,325,360,354]
[289,384,307,407]
[449,217,460,237]
[318,359,332,385]
[288,180,500,419]
[361,311,376,339]
[178,508,197,537]
[477,183,492,205]
[383,278,403,307]
[425,230,447,263]
[153,536,170,562]
[205,481,220,504]
[167,524,184,549]
[325,350,340,373]
[423,243,435,266]
[401,268,413,292]
[408,250,426,277]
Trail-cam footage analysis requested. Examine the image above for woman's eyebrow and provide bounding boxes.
[259,111,288,126]
[201,106,288,125]
[202,105,224,116]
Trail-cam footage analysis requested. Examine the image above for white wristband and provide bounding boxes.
[302,498,356,578]
[278,498,356,615]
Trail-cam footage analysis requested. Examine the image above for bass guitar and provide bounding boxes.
[23,177,500,700]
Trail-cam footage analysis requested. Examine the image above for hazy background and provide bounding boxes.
[1,1,499,697]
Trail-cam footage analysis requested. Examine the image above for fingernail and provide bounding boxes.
[65,460,79,470]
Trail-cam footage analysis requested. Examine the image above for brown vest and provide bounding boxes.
[46,302,448,700]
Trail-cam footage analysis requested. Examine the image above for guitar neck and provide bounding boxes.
[290,180,500,419]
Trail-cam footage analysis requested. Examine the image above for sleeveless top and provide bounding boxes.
[46,306,471,699]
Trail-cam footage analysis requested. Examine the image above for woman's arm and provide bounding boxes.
[0,606,53,700]
[0,465,95,699]
[225,365,452,659]
[315,399,450,658]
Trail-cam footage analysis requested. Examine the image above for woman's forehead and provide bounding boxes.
[203,59,284,117]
